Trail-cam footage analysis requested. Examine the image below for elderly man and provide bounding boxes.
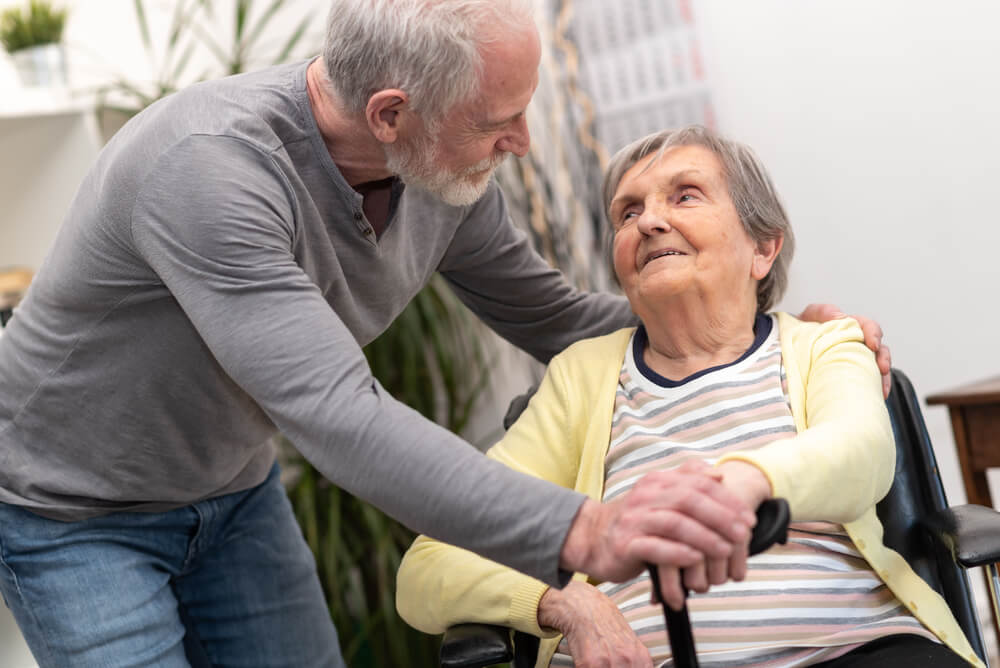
[0,1,888,666]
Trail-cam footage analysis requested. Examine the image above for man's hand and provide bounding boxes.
[560,465,755,610]
[538,581,653,668]
[798,303,892,397]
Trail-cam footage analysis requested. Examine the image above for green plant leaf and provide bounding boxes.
[132,0,152,53]
[0,0,67,52]
[240,0,283,51]
[270,15,310,65]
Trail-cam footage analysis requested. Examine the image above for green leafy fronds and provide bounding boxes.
[0,0,68,53]
[98,0,316,120]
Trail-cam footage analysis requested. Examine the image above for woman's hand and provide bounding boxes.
[538,581,653,668]
[715,460,772,512]
[671,460,770,598]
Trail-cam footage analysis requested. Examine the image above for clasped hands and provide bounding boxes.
[553,459,771,667]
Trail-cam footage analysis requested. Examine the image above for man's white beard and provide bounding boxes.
[384,131,507,207]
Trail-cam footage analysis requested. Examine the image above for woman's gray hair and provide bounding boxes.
[602,125,795,313]
[322,0,535,125]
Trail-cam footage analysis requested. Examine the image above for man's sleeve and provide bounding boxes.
[439,182,635,364]
[397,350,584,636]
[129,135,586,586]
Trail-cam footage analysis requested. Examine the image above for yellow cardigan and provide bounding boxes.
[396,313,982,668]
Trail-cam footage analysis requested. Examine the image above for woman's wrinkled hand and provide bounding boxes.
[538,581,653,668]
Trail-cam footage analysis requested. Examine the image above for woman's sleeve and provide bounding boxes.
[717,318,895,523]
[396,351,586,636]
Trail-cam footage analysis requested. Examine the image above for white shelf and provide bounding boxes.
[0,87,103,271]
[0,87,94,120]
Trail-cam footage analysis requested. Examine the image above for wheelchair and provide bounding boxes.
[438,369,1000,668]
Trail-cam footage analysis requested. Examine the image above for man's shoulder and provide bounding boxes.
[126,61,311,154]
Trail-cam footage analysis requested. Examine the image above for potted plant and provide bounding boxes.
[0,0,69,87]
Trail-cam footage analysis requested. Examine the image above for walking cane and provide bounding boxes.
[647,498,791,668]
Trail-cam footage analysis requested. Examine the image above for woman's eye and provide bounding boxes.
[677,187,700,203]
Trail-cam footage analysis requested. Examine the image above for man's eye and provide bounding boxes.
[678,193,695,203]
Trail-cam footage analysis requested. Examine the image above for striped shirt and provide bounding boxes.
[551,314,933,667]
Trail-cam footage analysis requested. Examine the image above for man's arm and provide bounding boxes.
[131,136,592,585]
[133,137,748,591]
[439,182,635,364]
[397,337,753,629]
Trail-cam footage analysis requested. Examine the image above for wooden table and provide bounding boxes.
[927,376,1000,508]
[928,378,1000,657]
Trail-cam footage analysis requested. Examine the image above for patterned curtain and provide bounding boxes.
[495,0,714,290]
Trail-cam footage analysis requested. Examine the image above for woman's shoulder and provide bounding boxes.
[555,327,635,364]
[773,311,865,346]
[545,327,635,391]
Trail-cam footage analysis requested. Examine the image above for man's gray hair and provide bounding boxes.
[322,0,535,124]
[602,125,795,313]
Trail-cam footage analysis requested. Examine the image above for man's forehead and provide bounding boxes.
[474,68,539,127]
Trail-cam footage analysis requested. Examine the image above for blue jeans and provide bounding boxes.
[0,463,345,667]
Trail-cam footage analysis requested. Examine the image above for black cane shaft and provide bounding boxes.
[664,599,698,667]
[646,498,790,668]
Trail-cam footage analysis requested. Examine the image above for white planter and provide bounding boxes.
[10,43,67,88]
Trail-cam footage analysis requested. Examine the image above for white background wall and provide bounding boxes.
[693,0,1000,656]
[2,0,999,665]
[693,0,1000,508]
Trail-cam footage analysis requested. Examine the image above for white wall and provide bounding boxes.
[694,0,1000,653]
[694,0,1000,506]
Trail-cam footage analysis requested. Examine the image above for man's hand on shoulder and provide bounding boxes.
[798,303,892,398]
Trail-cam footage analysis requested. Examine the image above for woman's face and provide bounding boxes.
[609,144,776,315]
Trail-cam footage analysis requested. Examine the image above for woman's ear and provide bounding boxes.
[751,235,783,280]
[365,89,410,144]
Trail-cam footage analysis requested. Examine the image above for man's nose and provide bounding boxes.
[497,116,530,157]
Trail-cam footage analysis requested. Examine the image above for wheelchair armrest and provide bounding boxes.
[440,623,513,668]
[924,504,1000,568]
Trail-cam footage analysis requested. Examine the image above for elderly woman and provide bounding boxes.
[395,126,980,668]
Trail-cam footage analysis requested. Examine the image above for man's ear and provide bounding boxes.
[751,235,783,280]
[366,89,410,144]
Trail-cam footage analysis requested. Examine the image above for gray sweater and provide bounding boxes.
[0,61,632,585]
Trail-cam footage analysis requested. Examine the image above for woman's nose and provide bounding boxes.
[636,208,672,235]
